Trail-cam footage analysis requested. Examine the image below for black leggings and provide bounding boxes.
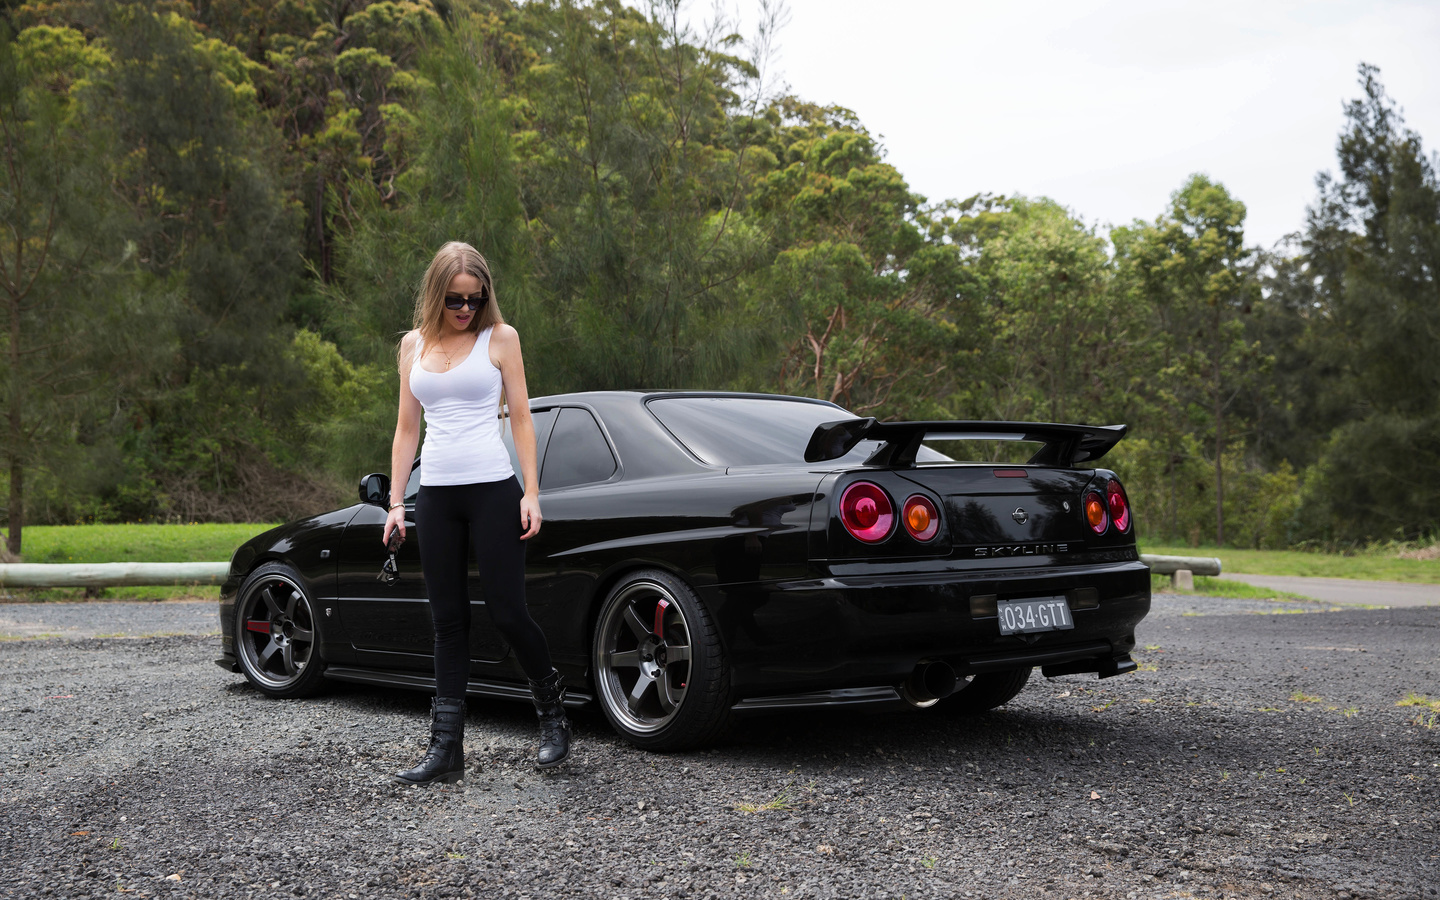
[415,478,554,697]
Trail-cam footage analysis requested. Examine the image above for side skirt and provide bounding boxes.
[731,686,904,714]
[324,665,593,709]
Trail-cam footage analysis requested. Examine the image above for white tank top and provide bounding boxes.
[409,326,514,486]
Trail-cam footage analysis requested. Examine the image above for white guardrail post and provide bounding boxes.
[0,562,231,589]
[1139,554,1222,590]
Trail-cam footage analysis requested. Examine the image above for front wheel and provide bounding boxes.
[234,562,328,699]
[591,569,731,751]
[940,667,1031,715]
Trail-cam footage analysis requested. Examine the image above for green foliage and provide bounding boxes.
[1113,174,1265,546]
[0,18,115,553]
[758,103,958,415]
[954,197,1137,424]
[1,7,1437,553]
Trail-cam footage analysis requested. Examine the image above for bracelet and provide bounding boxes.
[387,501,404,511]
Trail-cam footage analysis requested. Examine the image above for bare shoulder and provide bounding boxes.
[491,322,520,345]
[490,323,521,354]
[398,329,420,367]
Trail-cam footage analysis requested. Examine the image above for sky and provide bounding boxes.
[688,0,1440,251]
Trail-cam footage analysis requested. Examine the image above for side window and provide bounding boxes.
[540,407,617,490]
[502,408,558,492]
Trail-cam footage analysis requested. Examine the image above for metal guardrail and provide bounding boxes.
[1,555,1220,590]
[0,562,230,588]
[1140,554,1222,576]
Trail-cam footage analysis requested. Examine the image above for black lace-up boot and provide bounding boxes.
[393,697,466,785]
[528,669,572,769]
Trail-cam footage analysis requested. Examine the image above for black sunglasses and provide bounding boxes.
[444,288,488,311]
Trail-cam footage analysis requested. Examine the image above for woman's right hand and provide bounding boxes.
[383,505,406,547]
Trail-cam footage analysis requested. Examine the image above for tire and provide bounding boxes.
[591,569,731,751]
[234,562,328,699]
[941,667,1032,715]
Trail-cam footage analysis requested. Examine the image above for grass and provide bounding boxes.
[13,523,279,564]
[1150,573,1314,601]
[735,787,796,814]
[0,523,277,602]
[1397,692,1440,712]
[1142,544,1440,585]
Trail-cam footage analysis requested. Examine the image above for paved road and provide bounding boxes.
[1217,573,1440,607]
[2,597,1439,899]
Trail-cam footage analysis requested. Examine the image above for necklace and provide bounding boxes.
[436,340,456,370]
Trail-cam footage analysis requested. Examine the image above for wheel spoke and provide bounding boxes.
[257,638,280,668]
[608,649,641,669]
[281,640,297,676]
[657,674,681,714]
[260,585,283,619]
[622,605,651,641]
[290,627,313,643]
[284,589,301,620]
[664,642,691,664]
[626,672,655,714]
[244,619,271,635]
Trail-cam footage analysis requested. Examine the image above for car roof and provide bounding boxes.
[527,389,847,410]
[518,391,850,477]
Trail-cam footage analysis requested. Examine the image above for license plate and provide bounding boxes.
[997,596,1074,635]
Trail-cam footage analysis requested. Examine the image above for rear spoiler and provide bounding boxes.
[803,418,1129,468]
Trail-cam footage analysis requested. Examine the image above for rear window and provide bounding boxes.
[918,437,1045,465]
[647,396,952,467]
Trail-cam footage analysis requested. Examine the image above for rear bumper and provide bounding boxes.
[703,560,1150,701]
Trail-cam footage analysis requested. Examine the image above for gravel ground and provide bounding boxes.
[1,595,1436,900]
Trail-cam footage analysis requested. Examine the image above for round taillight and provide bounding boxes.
[840,482,895,543]
[1106,478,1131,533]
[1083,490,1109,534]
[902,494,940,541]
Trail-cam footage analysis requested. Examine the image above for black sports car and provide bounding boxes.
[218,391,1150,750]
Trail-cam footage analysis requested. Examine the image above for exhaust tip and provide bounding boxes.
[902,662,958,708]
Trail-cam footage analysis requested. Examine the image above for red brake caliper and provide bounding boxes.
[653,599,683,688]
[245,620,272,634]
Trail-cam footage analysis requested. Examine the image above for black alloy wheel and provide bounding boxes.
[940,667,1032,715]
[234,563,328,698]
[592,569,730,751]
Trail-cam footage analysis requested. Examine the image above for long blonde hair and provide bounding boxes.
[405,241,510,426]
[412,241,504,350]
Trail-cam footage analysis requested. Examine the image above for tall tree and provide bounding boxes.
[954,197,1140,425]
[0,22,110,553]
[755,99,959,416]
[512,0,778,392]
[1294,64,1440,541]
[88,3,318,520]
[1114,175,1262,545]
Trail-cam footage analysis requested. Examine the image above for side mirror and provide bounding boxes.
[359,473,391,507]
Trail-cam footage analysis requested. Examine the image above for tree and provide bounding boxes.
[1292,64,1440,542]
[953,197,1140,425]
[510,0,779,393]
[755,99,958,416]
[1114,175,1263,545]
[88,3,322,520]
[0,22,110,553]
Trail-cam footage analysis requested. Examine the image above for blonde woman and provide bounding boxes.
[385,241,570,782]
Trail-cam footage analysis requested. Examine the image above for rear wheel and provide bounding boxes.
[941,667,1031,715]
[591,569,730,751]
[234,563,328,699]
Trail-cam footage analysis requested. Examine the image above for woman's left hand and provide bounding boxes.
[520,492,542,540]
